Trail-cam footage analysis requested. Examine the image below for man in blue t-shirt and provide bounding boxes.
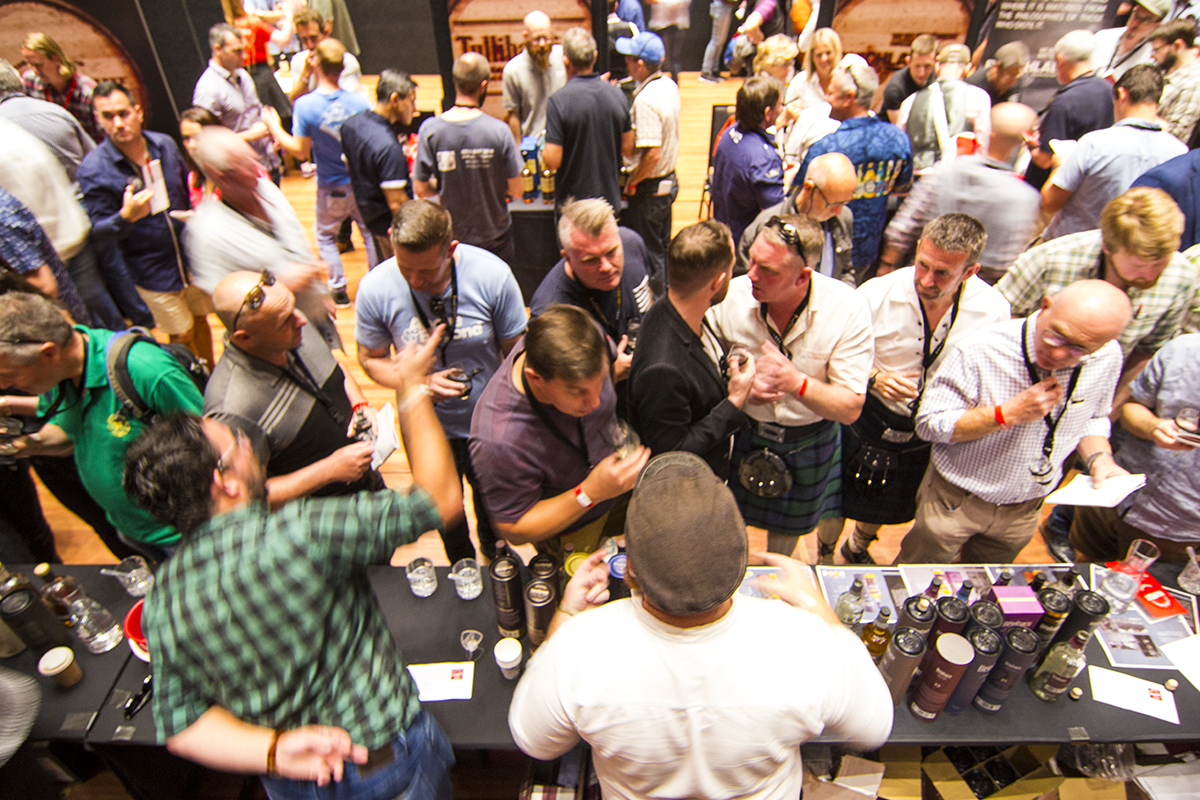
[355,199,528,561]
[800,57,913,279]
[266,38,371,305]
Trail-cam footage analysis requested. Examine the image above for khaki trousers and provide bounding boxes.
[898,465,1044,564]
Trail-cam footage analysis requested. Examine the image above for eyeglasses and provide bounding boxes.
[216,429,249,473]
[766,216,808,268]
[230,270,275,333]
[1042,330,1094,360]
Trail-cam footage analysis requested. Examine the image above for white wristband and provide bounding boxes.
[574,484,595,509]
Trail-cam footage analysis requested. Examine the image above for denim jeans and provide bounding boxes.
[703,1,736,75]
[260,710,454,800]
[315,185,380,288]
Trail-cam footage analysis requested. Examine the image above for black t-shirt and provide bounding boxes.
[545,74,631,211]
[880,67,928,118]
[341,110,411,237]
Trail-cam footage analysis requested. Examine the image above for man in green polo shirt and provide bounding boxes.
[0,292,202,558]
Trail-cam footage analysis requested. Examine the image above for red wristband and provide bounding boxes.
[797,376,809,397]
[575,484,595,509]
[994,404,1009,429]
[352,402,370,412]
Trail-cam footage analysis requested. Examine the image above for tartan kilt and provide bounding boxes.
[729,419,841,535]
[840,394,932,525]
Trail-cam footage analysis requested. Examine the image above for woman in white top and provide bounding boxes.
[786,27,842,113]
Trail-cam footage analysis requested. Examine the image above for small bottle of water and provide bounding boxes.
[70,597,124,654]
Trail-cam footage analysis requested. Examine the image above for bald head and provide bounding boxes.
[212,271,269,330]
[1035,280,1131,370]
[799,152,857,222]
[192,127,257,183]
[987,102,1038,161]
[525,10,551,32]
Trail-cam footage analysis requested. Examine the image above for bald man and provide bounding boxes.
[737,152,859,283]
[898,280,1131,563]
[203,270,382,508]
[881,103,1043,283]
[502,10,567,141]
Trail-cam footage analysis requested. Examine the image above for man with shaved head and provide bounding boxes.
[414,52,524,263]
[502,10,567,142]
[737,152,859,284]
[203,270,382,507]
[899,280,1132,563]
[882,102,1043,283]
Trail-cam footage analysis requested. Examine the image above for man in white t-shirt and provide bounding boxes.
[288,7,362,103]
[510,451,892,800]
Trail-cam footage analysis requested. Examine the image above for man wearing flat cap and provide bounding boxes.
[508,452,893,799]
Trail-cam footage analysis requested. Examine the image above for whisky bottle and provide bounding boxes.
[1029,630,1090,701]
[32,563,80,627]
[923,575,944,599]
[835,577,865,627]
[860,607,893,662]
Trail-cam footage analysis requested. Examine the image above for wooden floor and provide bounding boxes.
[41,71,1051,572]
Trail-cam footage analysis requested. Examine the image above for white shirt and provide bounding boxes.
[858,268,1011,415]
[897,80,992,164]
[0,120,89,259]
[782,102,840,169]
[706,273,874,426]
[785,70,827,114]
[509,596,893,800]
[916,313,1122,504]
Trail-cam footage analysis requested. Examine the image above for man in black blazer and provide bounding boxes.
[628,220,756,480]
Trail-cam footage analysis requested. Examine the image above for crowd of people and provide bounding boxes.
[2,1,1200,797]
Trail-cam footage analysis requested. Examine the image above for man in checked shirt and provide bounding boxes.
[899,280,1131,563]
[124,330,462,799]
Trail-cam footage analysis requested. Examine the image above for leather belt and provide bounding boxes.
[750,417,831,444]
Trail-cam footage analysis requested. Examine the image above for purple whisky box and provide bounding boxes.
[989,585,1045,630]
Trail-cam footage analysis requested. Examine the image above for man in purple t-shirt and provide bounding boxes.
[469,305,649,556]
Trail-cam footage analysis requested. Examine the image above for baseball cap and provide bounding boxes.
[1136,0,1170,18]
[615,31,666,65]
[624,452,749,617]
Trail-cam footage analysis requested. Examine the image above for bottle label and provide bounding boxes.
[1041,671,1074,694]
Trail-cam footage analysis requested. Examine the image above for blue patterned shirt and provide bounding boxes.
[0,187,89,323]
[800,114,913,269]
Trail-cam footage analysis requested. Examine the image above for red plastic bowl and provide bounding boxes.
[124,599,146,650]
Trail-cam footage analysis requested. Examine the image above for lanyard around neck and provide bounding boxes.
[1020,319,1083,460]
[520,365,593,469]
[908,283,963,419]
[409,263,458,367]
[759,285,811,360]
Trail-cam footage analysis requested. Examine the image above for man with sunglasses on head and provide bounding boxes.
[203,270,383,508]
[356,200,527,561]
[706,214,873,563]
[0,291,203,560]
[898,280,1130,564]
[836,214,1010,565]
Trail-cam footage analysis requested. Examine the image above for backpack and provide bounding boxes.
[104,328,209,422]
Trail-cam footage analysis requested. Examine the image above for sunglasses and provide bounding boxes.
[766,216,808,268]
[230,270,275,333]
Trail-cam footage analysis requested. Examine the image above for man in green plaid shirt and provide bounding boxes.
[125,327,463,799]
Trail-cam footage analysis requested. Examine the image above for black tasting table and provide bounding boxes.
[370,565,519,750]
[865,561,1200,745]
[509,197,559,304]
[29,562,1200,752]
[5,565,139,743]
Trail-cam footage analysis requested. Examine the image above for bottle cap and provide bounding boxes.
[1069,686,1083,700]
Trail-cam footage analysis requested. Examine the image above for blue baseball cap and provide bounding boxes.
[615,31,665,65]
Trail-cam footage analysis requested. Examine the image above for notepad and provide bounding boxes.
[1045,474,1146,507]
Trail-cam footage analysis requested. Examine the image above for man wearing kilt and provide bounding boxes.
[707,214,873,561]
[836,215,1011,564]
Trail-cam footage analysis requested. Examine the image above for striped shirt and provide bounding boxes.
[916,314,1121,504]
[997,230,1197,356]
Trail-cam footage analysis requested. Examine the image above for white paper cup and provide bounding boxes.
[494,637,523,680]
[38,646,82,687]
